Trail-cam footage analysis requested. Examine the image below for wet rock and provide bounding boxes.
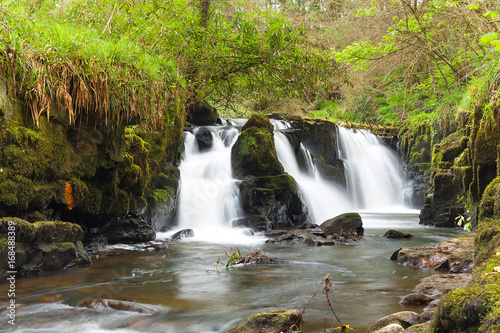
[0,218,90,279]
[232,215,271,232]
[239,174,310,229]
[79,299,162,315]
[236,250,283,265]
[372,323,404,333]
[104,217,156,244]
[187,100,218,126]
[231,116,284,178]
[414,273,472,296]
[267,229,336,246]
[367,311,420,333]
[399,293,437,306]
[224,309,302,333]
[383,230,413,239]
[320,212,364,238]
[402,321,431,332]
[170,229,194,241]
[195,127,214,152]
[392,234,474,270]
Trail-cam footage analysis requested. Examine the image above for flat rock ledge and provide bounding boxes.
[0,217,91,279]
[370,234,474,332]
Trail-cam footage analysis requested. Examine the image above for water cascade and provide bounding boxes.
[173,121,266,244]
[272,120,352,223]
[173,120,412,241]
[337,127,410,211]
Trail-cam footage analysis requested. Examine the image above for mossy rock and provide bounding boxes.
[367,311,420,333]
[432,261,500,332]
[441,131,468,162]
[34,221,84,243]
[474,217,500,265]
[242,114,274,134]
[231,127,284,178]
[0,217,37,242]
[479,176,500,220]
[225,309,302,333]
[320,212,364,237]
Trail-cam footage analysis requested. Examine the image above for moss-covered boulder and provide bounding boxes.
[242,113,274,134]
[0,217,90,279]
[225,309,302,333]
[319,212,364,238]
[238,174,310,229]
[231,118,284,178]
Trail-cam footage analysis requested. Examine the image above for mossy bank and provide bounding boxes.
[0,63,186,244]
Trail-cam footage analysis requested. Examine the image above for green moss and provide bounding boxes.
[256,174,298,192]
[34,221,83,243]
[231,127,284,178]
[474,218,500,265]
[37,241,76,253]
[242,114,274,133]
[226,309,302,333]
[0,217,37,242]
[479,177,500,220]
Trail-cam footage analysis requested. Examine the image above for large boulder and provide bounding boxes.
[232,215,272,232]
[231,116,284,178]
[186,100,218,126]
[225,309,302,333]
[238,174,310,229]
[319,212,364,238]
[104,217,156,244]
[194,127,214,152]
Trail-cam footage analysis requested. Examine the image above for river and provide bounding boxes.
[1,211,462,333]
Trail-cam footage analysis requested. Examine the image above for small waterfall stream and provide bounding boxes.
[337,127,410,211]
[174,121,266,244]
[272,120,352,223]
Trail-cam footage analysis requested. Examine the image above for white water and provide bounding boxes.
[174,124,266,245]
[173,120,413,242]
[337,127,411,212]
[272,120,352,224]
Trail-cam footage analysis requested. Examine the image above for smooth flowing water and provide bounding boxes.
[0,120,462,332]
[1,214,463,333]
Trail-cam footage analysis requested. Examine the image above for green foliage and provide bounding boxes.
[0,0,340,124]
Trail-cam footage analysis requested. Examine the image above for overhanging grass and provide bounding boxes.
[0,0,183,128]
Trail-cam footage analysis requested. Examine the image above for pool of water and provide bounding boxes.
[0,212,463,333]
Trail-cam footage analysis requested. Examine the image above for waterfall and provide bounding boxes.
[170,119,412,243]
[172,122,266,244]
[337,127,410,211]
[272,120,352,224]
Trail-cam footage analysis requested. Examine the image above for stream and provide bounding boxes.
[1,212,463,333]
